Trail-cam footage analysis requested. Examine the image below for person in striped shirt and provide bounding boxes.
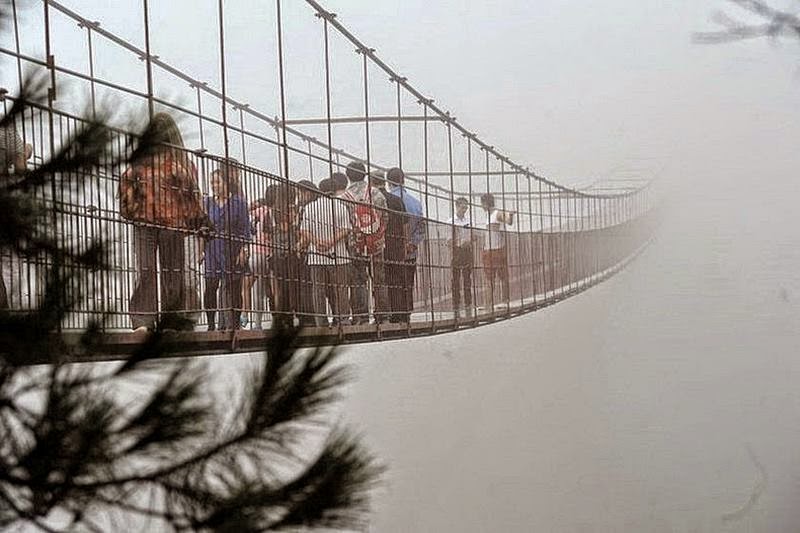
[0,121,31,174]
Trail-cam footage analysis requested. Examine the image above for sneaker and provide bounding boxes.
[133,326,149,334]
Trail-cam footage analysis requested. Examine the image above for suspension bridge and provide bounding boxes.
[0,0,659,363]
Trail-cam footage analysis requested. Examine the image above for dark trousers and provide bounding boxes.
[482,248,510,305]
[309,263,349,327]
[270,253,301,328]
[397,258,417,323]
[348,252,388,324]
[0,275,7,310]
[297,254,314,326]
[385,249,405,323]
[204,274,243,331]
[129,226,185,329]
[452,245,473,310]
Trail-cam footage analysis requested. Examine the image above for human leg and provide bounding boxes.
[221,273,243,330]
[331,263,349,326]
[371,251,389,323]
[203,276,221,331]
[309,264,329,327]
[348,257,368,325]
[129,226,158,329]
[157,229,186,323]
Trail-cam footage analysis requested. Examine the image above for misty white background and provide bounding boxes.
[7,0,800,531]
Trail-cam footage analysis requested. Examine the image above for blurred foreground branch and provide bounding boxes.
[695,0,800,44]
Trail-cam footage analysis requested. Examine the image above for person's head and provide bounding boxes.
[265,183,296,223]
[332,172,348,193]
[369,170,386,190]
[386,167,405,187]
[455,196,469,218]
[346,161,366,182]
[150,112,184,148]
[480,193,495,212]
[215,158,241,197]
[220,157,240,180]
[297,179,320,204]
[145,112,189,167]
[319,177,336,196]
[210,169,227,198]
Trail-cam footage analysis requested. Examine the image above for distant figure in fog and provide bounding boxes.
[299,177,352,327]
[342,161,388,325]
[200,161,250,331]
[448,196,475,319]
[387,167,424,324]
[120,112,207,331]
[480,192,513,308]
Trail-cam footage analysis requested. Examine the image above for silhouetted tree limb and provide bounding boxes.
[0,6,382,532]
[696,0,800,44]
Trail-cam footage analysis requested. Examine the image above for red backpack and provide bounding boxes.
[343,187,386,255]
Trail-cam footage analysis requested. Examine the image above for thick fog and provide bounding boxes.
[8,0,800,531]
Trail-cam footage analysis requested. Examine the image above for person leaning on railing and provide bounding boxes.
[297,178,352,327]
[0,118,32,310]
[119,112,208,331]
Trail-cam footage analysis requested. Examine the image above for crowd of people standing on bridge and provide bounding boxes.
[1,112,517,331]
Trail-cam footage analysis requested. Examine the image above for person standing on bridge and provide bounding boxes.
[342,161,388,325]
[447,196,476,319]
[245,192,274,330]
[387,168,424,324]
[200,161,251,331]
[298,177,351,327]
[480,192,514,310]
[267,182,301,328]
[295,179,318,327]
[370,170,408,323]
[120,113,207,331]
[0,117,33,310]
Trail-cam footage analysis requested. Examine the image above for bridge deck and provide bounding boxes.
[43,241,650,365]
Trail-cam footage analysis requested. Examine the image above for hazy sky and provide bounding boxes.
[8,0,800,194]
[6,2,800,531]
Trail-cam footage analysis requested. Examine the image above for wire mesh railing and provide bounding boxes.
[0,0,660,355]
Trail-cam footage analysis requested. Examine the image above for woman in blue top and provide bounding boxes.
[200,162,251,331]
